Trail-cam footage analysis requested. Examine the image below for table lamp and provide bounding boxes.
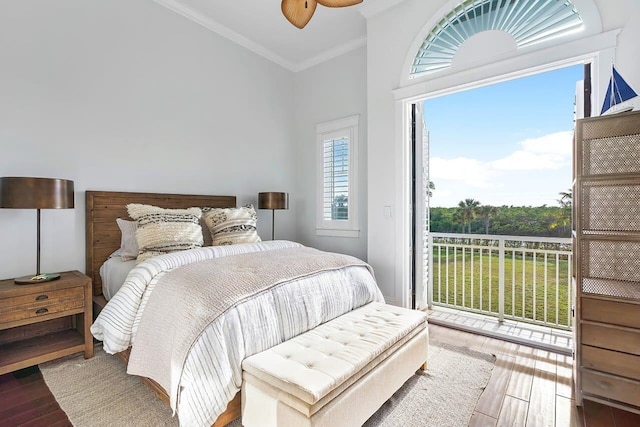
[258,192,289,240]
[0,177,75,284]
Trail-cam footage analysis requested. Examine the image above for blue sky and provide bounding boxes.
[423,64,582,208]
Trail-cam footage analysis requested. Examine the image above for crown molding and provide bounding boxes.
[293,37,367,72]
[152,0,297,71]
[154,0,367,73]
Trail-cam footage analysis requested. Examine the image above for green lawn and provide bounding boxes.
[431,247,572,328]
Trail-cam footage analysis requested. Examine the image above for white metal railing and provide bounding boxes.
[427,232,573,330]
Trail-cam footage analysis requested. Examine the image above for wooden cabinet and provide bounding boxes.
[574,110,640,414]
[0,270,93,375]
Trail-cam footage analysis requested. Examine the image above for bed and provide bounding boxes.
[86,191,241,426]
[85,190,384,427]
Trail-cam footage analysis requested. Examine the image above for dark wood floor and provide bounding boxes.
[1,325,639,426]
[0,366,70,427]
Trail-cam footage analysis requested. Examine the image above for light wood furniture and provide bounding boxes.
[85,190,238,427]
[0,270,93,375]
[573,110,640,414]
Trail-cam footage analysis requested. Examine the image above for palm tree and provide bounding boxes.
[451,209,465,233]
[456,198,480,233]
[477,205,497,234]
[557,188,572,209]
[551,189,572,235]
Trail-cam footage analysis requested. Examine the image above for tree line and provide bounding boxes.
[430,190,572,238]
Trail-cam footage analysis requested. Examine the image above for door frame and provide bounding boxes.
[393,30,618,309]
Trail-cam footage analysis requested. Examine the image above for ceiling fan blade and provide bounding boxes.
[316,0,363,7]
[282,0,318,29]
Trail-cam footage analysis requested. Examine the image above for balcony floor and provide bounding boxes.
[430,323,640,427]
[427,306,573,355]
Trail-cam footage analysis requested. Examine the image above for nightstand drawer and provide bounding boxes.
[0,287,84,324]
[0,270,93,375]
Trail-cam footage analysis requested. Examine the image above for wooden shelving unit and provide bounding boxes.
[573,110,640,414]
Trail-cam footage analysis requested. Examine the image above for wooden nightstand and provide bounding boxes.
[0,270,93,375]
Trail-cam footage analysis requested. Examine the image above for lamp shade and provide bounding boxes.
[258,192,289,210]
[0,177,74,209]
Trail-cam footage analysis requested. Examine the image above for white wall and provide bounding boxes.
[293,47,368,260]
[365,0,640,305]
[597,0,640,98]
[0,0,296,280]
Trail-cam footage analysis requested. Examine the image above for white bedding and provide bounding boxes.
[91,241,384,427]
[99,255,135,300]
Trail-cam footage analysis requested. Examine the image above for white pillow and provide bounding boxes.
[127,204,204,263]
[116,218,139,261]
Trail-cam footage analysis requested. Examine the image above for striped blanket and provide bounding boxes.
[90,241,383,427]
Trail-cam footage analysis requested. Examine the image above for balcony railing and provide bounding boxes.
[427,232,573,330]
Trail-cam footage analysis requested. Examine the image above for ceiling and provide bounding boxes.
[153,0,384,72]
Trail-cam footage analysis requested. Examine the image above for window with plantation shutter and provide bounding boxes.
[410,0,583,79]
[316,115,359,237]
[323,137,349,221]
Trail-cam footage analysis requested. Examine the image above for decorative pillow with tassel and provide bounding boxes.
[127,204,203,263]
[202,205,261,246]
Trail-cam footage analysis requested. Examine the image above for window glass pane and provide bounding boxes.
[323,137,349,221]
[410,0,583,78]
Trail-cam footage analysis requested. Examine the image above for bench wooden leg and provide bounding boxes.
[420,361,427,371]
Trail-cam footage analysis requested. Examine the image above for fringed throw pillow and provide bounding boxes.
[127,204,203,263]
[202,205,261,246]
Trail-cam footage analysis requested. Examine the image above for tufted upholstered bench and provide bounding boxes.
[241,302,428,427]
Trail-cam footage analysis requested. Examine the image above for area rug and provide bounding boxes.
[41,342,495,427]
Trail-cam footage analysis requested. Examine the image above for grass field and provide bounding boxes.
[431,247,572,328]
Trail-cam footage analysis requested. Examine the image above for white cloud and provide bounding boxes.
[429,131,574,207]
[430,157,497,188]
[491,131,572,171]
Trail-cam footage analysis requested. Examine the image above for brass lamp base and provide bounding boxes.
[14,273,61,285]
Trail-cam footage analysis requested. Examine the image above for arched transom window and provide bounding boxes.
[411,0,583,78]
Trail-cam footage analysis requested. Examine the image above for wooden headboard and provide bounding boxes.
[85,191,236,297]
